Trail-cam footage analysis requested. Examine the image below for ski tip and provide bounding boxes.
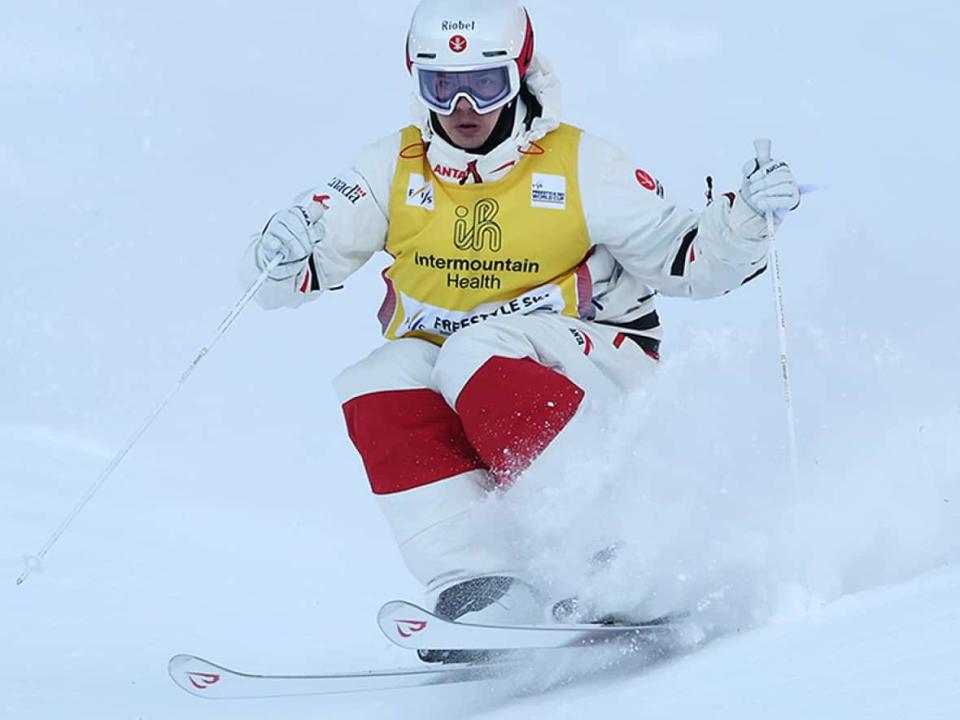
[168,653,194,670]
[380,599,428,610]
[378,600,407,614]
[377,600,436,648]
[378,599,433,622]
[168,654,226,699]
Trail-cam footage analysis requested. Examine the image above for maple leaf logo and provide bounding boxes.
[449,35,468,53]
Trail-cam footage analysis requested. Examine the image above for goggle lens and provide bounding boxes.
[417,65,515,114]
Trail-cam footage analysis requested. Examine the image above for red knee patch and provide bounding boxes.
[343,389,485,495]
[455,357,584,484]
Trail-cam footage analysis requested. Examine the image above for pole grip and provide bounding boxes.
[754,138,772,165]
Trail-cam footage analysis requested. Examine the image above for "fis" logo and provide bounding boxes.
[406,174,435,210]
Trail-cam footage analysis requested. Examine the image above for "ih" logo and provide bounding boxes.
[454,199,502,253]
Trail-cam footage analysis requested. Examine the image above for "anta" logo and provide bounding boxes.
[434,164,468,182]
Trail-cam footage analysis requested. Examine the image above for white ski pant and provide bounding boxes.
[333,313,656,591]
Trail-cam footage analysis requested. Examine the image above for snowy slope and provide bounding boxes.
[477,565,960,720]
[2,1,959,718]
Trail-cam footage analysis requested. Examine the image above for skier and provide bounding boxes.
[242,0,800,642]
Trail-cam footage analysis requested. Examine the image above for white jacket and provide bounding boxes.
[243,57,771,347]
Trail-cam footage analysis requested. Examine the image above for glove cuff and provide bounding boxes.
[729,192,775,241]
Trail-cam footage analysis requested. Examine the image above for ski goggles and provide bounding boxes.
[413,62,521,115]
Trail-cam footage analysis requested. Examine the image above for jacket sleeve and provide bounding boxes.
[579,133,772,300]
[240,132,400,309]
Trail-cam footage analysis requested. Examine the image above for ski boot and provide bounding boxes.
[417,575,546,664]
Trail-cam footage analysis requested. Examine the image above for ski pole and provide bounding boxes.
[754,138,800,483]
[16,254,283,586]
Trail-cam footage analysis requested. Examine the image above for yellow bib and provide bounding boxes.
[381,123,592,344]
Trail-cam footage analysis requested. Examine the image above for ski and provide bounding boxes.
[378,600,684,651]
[167,653,513,699]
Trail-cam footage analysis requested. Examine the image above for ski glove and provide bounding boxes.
[255,205,327,281]
[740,157,801,223]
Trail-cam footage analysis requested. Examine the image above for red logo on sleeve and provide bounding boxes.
[449,35,468,53]
[635,169,657,191]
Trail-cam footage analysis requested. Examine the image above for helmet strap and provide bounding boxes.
[518,81,543,131]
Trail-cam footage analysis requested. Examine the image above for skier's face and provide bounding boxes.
[435,98,504,151]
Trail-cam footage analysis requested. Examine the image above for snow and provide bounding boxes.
[2,1,958,718]
[484,566,960,720]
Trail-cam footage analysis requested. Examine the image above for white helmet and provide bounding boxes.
[406,0,535,116]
